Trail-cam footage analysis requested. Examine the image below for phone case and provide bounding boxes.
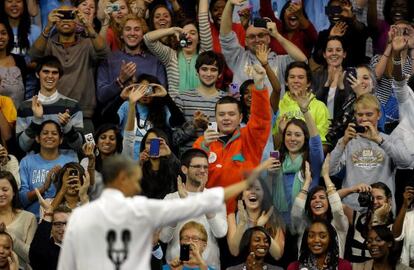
[149,139,161,157]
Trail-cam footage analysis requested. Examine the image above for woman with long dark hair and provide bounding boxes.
[147,3,186,48]
[353,225,413,270]
[0,170,36,270]
[0,0,40,99]
[0,19,26,108]
[312,36,351,125]
[51,162,90,210]
[138,127,179,199]
[0,0,40,56]
[291,154,348,258]
[227,179,285,261]
[271,63,325,224]
[143,0,212,98]
[288,219,352,270]
[80,123,122,200]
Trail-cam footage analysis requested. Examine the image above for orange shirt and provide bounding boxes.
[193,87,271,212]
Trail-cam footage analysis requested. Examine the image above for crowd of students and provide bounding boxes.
[0,0,413,269]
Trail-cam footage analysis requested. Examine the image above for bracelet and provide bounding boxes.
[382,53,390,57]
[300,189,308,195]
[116,77,124,88]
[393,58,402,66]
[300,107,309,114]
[41,30,50,39]
[377,136,385,146]
[44,212,53,217]
[326,184,336,189]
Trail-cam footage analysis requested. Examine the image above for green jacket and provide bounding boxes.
[273,92,330,144]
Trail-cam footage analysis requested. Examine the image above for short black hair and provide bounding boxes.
[37,120,63,137]
[195,51,225,75]
[215,96,242,114]
[35,56,64,77]
[101,154,138,185]
[136,73,161,84]
[181,148,208,167]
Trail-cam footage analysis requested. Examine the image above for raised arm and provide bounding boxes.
[76,10,107,51]
[30,9,61,58]
[226,203,248,256]
[255,43,281,112]
[292,90,318,137]
[122,85,147,159]
[267,22,307,62]
[371,28,395,80]
[198,0,212,52]
[26,0,39,17]
[393,186,414,238]
[220,0,245,35]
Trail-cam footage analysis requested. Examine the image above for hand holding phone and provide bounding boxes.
[57,10,75,20]
[270,150,280,160]
[179,244,190,261]
[208,122,218,133]
[149,138,161,158]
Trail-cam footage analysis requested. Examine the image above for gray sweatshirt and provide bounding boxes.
[329,134,409,211]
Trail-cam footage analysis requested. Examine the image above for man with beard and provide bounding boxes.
[29,6,107,133]
[96,15,166,107]
[173,51,226,157]
[160,148,227,270]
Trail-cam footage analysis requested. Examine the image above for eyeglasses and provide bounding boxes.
[189,165,209,170]
[246,33,269,40]
[181,236,206,243]
[53,221,67,228]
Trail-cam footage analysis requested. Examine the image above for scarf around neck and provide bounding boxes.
[273,154,304,212]
[178,51,200,93]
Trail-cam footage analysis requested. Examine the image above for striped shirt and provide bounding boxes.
[370,54,412,122]
[144,12,212,99]
[16,92,84,152]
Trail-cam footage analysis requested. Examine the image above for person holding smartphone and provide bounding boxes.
[29,5,107,133]
[50,163,90,211]
[329,93,411,211]
[164,221,213,270]
[57,154,273,270]
[138,128,180,200]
